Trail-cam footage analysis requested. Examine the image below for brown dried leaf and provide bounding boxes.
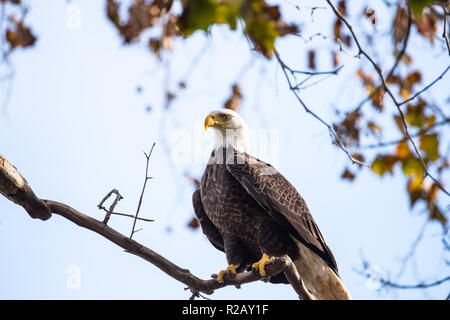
[332,51,339,68]
[333,111,362,147]
[187,217,200,229]
[414,10,439,43]
[428,202,447,226]
[363,7,376,25]
[338,0,347,16]
[186,174,201,188]
[224,84,242,112]
[392,5,409,49]
[108,0,162,43]
[308,50,316,70]
[341,168,355,181]
[367,121,382,137]
[405,70,422,86]
[6,20,36,50]
[371,88,384,112]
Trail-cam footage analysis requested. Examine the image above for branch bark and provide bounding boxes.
[0,154,51,220]
[0,153,313,300]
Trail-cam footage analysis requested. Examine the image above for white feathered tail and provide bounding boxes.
[291,238,351,300]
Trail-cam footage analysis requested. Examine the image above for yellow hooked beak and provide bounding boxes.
[204,113,227,131]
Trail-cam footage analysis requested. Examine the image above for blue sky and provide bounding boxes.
[0,0,449,299]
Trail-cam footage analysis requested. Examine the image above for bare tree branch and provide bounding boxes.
[43,201,314,299]
[0,153,313,299]
[274,50,368,167]
[398,65,450,106]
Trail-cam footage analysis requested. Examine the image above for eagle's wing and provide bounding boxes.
[192,189,224,252]
[225,153,338,274]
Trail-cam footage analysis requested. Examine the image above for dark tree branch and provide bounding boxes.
[0,153,313,299]
[42,200,314,299]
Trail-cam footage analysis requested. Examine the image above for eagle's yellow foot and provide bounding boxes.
[252,253,275,277]
[214,264,238,283]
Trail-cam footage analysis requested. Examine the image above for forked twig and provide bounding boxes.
[130,143,156,240]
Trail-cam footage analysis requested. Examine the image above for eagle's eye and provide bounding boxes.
[222,114,232,121]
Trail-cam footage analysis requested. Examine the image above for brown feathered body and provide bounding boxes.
[193,147,351,299]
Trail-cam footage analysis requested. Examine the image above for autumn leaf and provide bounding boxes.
[406,71,422,86]
[408,0,434,18]
[405,99,427,128]
[308,50,316,70]
[224,84,243,111]
[420,133,439,161]
[428,202,447,226]
[332,51,339,67]
[396,141,412,159]
[6,20,37,50]
[414,10,439,42]
[333,111,362,147]
[407,177,423,207]
[341,168,355,181]
[187,217,200,229]
[178,0,218,35]
[338,0,347,16]
[392,5,409,48]
[367,121,382,137]
[371,155,398,176]
[401,156,424,177]
[370,88,384,111]
[245,15,279,58]
[185,174,201,188]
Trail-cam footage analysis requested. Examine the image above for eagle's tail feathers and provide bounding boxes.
[291,239,351,300]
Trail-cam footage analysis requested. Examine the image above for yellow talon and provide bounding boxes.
[252,253,275,277]
[216,264,237,283]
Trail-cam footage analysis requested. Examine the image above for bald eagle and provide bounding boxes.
[193,109,351,300]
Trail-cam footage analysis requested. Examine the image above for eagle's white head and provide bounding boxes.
[204,109,250,153]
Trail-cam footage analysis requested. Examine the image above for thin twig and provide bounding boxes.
[98,189,123,225]
[356,256,450,294]
[359,118,450,149]
[130,143,156,240]
[274,50,368,167]
[351,7,413,113]
[107,211,154,222]
[442,2,450,56]
[399,65,450,106]
[395,219,428,279]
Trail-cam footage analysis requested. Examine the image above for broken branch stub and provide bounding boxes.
[0,154,51,220]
